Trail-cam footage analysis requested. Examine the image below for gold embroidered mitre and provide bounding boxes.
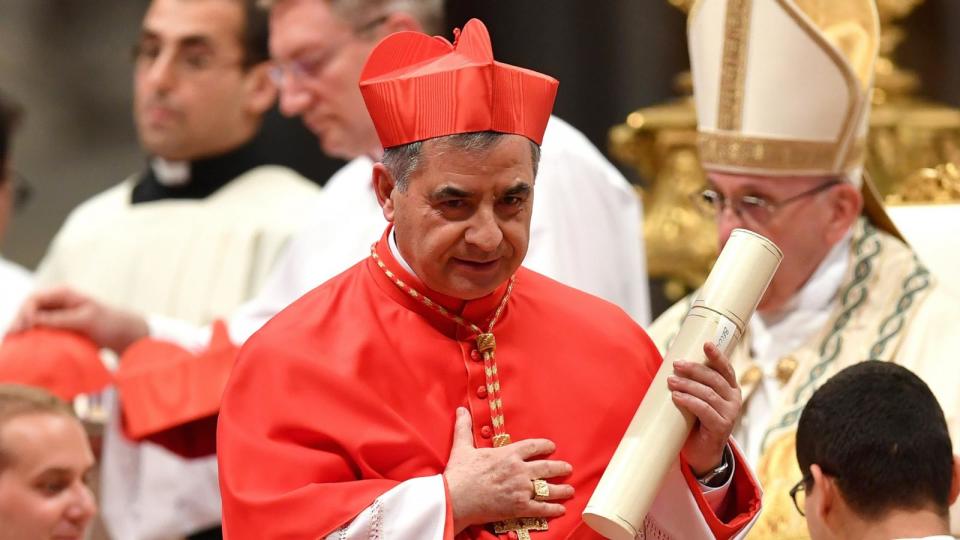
[688,0,879,178]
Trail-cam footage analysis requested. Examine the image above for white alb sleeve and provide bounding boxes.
[324,475,447,540]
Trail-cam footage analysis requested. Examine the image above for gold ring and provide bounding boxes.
[531,478,550,501]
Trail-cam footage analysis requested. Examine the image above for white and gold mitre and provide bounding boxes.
[688,0,880,178]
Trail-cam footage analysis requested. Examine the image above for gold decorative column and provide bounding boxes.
[613,0,960,301]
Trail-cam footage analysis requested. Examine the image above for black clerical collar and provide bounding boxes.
[131,131,272,204]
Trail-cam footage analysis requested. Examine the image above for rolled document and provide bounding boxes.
[583,229,782,540]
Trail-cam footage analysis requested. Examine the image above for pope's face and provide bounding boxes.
[707,172,848,313]
[385,135,536,300]
[269,0,385,160]
[0,413,96,540]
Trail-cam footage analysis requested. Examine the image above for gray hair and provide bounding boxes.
[259,0,445,35]
[382,131,542,192]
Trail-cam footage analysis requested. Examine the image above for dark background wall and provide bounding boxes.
[1,0,958,269]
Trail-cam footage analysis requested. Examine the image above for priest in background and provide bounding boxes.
[18,0,320,538]
[0,92,32,336]
[648,0,960,537]
[217,19,761,540]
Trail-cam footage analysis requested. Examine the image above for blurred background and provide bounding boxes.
[2,0,959,276]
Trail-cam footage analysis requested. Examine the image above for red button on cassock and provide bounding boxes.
[480,425,493,438]
[470,349,481,361]
[476,385,488,398]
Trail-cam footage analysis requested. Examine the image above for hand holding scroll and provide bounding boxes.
[669,342,742,476]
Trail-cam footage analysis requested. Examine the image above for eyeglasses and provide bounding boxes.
[268,15,388,89]
[789,476,810,516]
[691,179,843,224]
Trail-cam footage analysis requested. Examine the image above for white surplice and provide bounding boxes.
[36,164,321,540]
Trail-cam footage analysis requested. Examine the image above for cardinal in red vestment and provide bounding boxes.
[217,19,761,540]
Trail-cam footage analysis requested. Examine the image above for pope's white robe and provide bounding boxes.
[650,218,960,538]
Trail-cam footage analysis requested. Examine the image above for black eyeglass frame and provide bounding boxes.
[789,475,812,516]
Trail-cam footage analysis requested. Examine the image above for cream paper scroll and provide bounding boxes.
[583,229,782,539]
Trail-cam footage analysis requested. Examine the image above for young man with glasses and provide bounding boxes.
[16,1,321,539]
[649,0,960,537]
[791,361,960,540]
[0,92,32,336]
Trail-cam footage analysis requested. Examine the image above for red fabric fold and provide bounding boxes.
[680,444,762,540]
[0,328,112,400]
[216,230,762,538]
[116,320,238,445]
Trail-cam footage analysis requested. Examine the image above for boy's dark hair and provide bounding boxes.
[797,360,954,519]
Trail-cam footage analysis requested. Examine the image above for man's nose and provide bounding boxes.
[277,77,312,117]
[464,207,503,252]
[716,204,745,248]
[142,52,178,93]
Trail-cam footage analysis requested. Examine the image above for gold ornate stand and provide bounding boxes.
[613,0,960,300]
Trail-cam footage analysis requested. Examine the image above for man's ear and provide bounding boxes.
[811,464,837,522]
[824,183,862,245]
[949,454,960,505]
[242,62,279,117]
[373,163,397,222]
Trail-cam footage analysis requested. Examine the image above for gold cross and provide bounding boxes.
[493,517,549,540]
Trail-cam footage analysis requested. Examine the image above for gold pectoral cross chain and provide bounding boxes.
[371,247,548,538]
[494,518,550,540]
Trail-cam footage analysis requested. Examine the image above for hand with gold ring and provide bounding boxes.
[444,408,575,534]
[531,478,550,501]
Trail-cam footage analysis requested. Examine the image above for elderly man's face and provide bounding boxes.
[707,172,859,313]
[384,135,535,300]
[133,0,271,161]
[269,0,386,160]
[0,413,96,540]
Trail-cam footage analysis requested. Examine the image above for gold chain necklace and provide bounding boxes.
[371,246,550,539]
[370,245,516,447]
